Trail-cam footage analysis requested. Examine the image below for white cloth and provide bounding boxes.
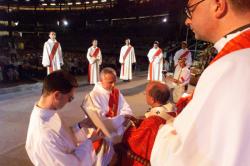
[172,65,190,102]
[83,82,133,166]
[151,29,250,166]
[119,45,136,80]
[174,48,192,68]
[42,39,63,75]
[26,105,96,166]
[87,46,102,84]
[147,47,163,81]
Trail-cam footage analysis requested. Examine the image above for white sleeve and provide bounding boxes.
[86,48,96,64]
[39,131,95,166]
[174,51,179,66]
[147,50,153,62]
[131,47,136,63]
[58,43,63,65]
[72,123,89,143]
[118,93,133,116]
[151,124,181,166]
[98,50,102,65]
[42,43,50,67]
[119,47,123,63]
[180,69,191,86]
[186,52,192,67]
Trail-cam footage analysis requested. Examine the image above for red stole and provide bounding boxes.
[175,50,190,68]
[88,47,100,83]
[149,48,162,81]
[106,88,120,118]
[122,46,132,76]
[91,47,100,58]
[210,29,250,65]
[49,42,59,73]
[180,50,190,59]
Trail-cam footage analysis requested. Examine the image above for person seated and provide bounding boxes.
[120,81,176,166]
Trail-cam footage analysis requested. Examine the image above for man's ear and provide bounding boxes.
[213,0,227,18]
[54,91,62,101]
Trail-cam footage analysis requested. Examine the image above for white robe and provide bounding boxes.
[42,39,63,75]
[147,47,163,81]
[172,65,191,102]
[119,45,136,80]
[87,46,102,84]
[26,105,96,166]
[174,48,192,68]
[83,82,133,166]
[151,29,250,166]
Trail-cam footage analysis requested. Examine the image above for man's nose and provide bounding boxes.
[185,18,191,27]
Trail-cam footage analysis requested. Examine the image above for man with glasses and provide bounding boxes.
[26,70,102,165]
[151,0,250,165]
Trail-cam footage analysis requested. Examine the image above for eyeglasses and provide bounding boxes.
[185,0,206,19]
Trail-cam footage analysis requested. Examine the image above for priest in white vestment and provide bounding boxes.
[174,41,192,68]
[26,71,101,166]
[151,0,250,165]
[42,31,63,75]
[119,38,136,81]
[82,67,133,166]
[147,41,163,81]
[87,39,102,84]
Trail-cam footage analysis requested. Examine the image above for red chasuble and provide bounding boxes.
[121,116,166,166]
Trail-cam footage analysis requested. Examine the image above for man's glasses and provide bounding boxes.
[185,0,206,19]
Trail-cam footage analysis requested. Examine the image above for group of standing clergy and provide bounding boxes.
[42,32,173,84]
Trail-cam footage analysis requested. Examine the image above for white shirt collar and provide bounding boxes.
[214,27,250,52]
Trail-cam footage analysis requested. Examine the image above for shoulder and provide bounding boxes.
[141,116,166,128]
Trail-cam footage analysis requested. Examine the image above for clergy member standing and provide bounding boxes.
[42,31,63,75]
[173,41,192,68]
[87,39,102,84]
[147,41,163,81]
[119,38,136,81]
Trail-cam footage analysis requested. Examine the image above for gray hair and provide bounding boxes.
[100,67,117,80]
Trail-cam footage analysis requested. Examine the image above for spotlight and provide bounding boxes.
[63,20,68,26]
[162,17,168,23]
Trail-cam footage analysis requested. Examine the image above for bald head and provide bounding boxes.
[146,81,170,105]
